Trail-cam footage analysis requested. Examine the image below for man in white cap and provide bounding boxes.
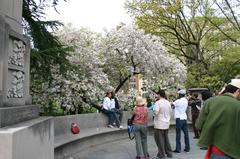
[172,89,190,153]
[196,79,240,159]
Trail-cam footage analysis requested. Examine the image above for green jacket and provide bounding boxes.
[196,94,240,158]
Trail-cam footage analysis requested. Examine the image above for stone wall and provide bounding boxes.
[0,117,54,159]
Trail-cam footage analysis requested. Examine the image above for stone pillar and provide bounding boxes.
[0,0,23,33]
[0,1,54,159]
[0,15,39,127]
[0,1,39,127]
[0,62,2,92]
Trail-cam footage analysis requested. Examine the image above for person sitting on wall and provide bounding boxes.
[101,92,115,128]
[110,91,123,129]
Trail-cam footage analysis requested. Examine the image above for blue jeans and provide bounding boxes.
[111,108,122,127]
[101,108,114,125]
[210,154,233,159]
[175,118,190,152]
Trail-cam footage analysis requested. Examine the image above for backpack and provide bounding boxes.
[71,123,80,134]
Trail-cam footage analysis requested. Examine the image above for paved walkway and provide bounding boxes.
[72,132,206,159]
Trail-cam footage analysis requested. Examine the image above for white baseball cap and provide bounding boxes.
[229,79,240,89]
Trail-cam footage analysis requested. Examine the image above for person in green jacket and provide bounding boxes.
[196,79,240,159]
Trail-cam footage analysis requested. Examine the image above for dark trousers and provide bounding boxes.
[191,109,200,138]
[115,109,123,123]
[154,129,172,158]
[175,118,190,152]
[101,108,114,126]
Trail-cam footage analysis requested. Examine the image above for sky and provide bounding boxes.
[46,0,133,33]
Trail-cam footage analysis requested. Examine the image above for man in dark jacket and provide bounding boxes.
[188,93,201,139]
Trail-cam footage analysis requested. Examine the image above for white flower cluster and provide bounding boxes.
[100,25,186,90]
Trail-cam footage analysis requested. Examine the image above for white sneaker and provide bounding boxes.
[119,125,123,129]
[108,125,114,128]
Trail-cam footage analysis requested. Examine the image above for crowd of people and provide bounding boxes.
[99,78,240,159]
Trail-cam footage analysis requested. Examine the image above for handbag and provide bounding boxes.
[71,123,80,134]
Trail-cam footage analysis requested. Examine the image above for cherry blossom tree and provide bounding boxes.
[32,25,112,115]
[32,24,186,115]
[100,25,186,93]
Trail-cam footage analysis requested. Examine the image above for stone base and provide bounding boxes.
[0,117,54,159]
[0,105,39,127]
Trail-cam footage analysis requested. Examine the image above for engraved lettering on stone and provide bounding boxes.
[8,40,25,67]
[7,71,24,98]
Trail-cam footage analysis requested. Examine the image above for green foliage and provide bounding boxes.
[22,0,72,81]
[40,100,64,116]
[81,103,98,114]
[185,71,224,92]
[125,98,136,111]
[212,49,240,83]
[39,98,97,116]
[127,0,240,92]
[22,0,84,116]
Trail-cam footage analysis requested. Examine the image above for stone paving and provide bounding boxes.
[72,132,206,159]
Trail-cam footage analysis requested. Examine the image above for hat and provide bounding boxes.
[229,79,240,89]
[178,89,186,95]
[135,96,146,105]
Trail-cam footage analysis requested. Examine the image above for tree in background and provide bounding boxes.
[22,0,76,115]
[33,24,186,115]
[126,0,240,91]
[23,0,239,114]
[32,25,112,115]
[100,25,186,93]
[209,0,240,45]
[22,0,71,81]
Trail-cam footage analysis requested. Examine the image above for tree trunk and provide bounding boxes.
[114,74,132,93]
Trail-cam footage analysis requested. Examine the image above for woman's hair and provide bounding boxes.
[178,94,185,99]
[201,90,213,101]
[105,92,111,97]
